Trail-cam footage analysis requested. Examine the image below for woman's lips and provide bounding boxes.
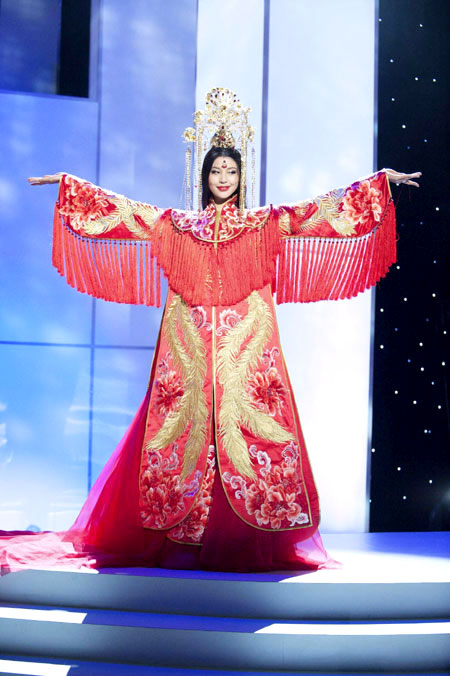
[217,186,230,191]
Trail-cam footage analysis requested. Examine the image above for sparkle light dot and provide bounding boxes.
[394,390,399,394]
[390,58,394,63]
[380,308,384,312]
[407,359,411,363]
[424,139,428,142]
[415,77,419,81]
[419,23,423,27]
[397,467,401,471]
[380,345,384,349]
[433,78,437,82]
[419,342,423,346]
[424,429,428,434]
[442,362,446,366]
[433,260,437,263]
[420,367,424,372]
[394,327,399,332]
[429,480,433,484]
[413,400,417,405]
[403,297,408,301]
[431,381,435,385]
[438,405,442,410]
[391,97,395,101]
[435,207,440,211]
[444,331,447,335]
[371,448,376,453]
[432,293,436,297]
[396,265,401,269]
[401,124,406,128]
[403,496,407,500]
[379,17,382,22]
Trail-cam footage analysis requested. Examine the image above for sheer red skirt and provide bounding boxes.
[0,391,335,574]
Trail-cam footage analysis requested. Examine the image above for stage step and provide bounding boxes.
[1,656,449,676]
[1,568,450,620]
[0,602,449,672]
[2,657,450,676]
[0,533,449,673]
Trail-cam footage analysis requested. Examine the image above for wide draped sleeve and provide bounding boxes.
[53,174,165,306]
[274,170,396,303]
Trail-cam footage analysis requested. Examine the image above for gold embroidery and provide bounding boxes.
[278,211,291,235]
[81,195,160,238]
[217,292,294,478]
[305,190,356,236]
[146,294,208,480]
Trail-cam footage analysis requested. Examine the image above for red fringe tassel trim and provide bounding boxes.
[151,211,281,307]
[52,206,162,307]
[275,198,396,304]
[53,197,395,308]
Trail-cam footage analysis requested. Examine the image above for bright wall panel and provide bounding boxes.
[196,0,265,206]
[267,0,376,531]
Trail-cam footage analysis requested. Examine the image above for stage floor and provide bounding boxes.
[94,530,450,584]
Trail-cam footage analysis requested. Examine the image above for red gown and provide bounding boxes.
[0,171,395,573]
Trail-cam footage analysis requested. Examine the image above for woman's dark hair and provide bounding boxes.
[201,146,242,209]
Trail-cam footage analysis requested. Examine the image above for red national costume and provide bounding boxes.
[0,167,395,573]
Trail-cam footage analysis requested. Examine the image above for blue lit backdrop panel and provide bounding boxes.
[0,345,90,531]
[0,93,98,344]
[0,0,198,529]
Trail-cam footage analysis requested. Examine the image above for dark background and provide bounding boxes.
[0,0,91,96]
[371,0,450,530]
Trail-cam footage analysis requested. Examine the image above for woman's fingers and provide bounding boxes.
[385,169,422,187]
[27,173,63,185]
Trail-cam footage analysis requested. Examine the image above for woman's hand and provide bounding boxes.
[27,173,64,186]
[385,169,421,187]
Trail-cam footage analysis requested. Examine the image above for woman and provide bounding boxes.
[2,89,420,573]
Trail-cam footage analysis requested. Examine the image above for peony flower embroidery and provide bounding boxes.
[223,442,310,529]
[340,179,383,226]
[244,480,305,529]
[168,446,216,543]
[244,481,266,518]
[59,178,111,229]
[258,484,307,529]
[247,367,286,417]
[140,469,186,529]
[269,464,298,496]
[155,370,184,417]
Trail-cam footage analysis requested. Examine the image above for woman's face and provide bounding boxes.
[208,156,239,204]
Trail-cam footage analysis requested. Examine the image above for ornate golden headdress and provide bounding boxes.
[183,88,255,214]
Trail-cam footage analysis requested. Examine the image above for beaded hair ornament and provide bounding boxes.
[183,87,255,215]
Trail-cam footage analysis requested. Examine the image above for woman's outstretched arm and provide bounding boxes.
[274,169,421,304]
[28,172,166,306]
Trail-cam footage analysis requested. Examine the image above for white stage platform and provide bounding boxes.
[0,532,449,675]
